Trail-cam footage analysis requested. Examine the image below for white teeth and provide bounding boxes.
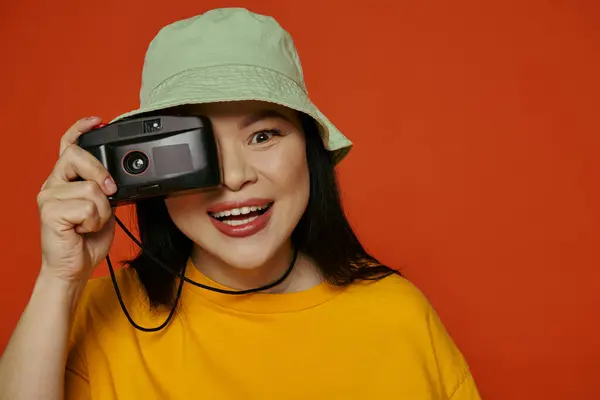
[209,204,270,219]
[221,216,259,226]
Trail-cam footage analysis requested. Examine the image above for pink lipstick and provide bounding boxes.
[207,198,274,238]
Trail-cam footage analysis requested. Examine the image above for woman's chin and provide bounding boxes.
[200,243,278,271]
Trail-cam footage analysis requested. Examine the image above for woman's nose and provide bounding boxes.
[219,145,257,192]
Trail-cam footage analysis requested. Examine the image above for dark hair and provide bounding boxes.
[124,113,399,309]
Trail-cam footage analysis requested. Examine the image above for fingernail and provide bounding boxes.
[104,176,117,193]
[85,116,100,121]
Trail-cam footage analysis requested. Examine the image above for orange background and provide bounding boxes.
[1,1,599,398]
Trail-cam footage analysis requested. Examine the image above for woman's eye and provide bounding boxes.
[250,129,280,145]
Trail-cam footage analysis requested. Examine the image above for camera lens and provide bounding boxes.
[123,151,149,175]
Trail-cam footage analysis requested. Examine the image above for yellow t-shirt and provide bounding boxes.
[65,261,480,399]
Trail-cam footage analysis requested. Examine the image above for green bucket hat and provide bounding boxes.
[111,7,352,164]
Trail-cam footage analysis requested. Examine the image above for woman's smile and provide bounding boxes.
[208,199,274,237]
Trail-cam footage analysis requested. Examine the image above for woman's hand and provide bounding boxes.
[37,116,117,284]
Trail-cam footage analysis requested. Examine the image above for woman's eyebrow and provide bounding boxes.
[239,109,292,129]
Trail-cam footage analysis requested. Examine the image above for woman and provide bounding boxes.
[0,7,480,399]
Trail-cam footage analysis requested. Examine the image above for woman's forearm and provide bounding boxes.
[0,269,84,400]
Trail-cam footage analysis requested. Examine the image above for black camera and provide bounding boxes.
[77,115,222,206]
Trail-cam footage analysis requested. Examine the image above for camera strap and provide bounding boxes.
[106,215,297,332]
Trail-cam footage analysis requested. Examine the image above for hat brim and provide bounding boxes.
[111,64,352,164]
